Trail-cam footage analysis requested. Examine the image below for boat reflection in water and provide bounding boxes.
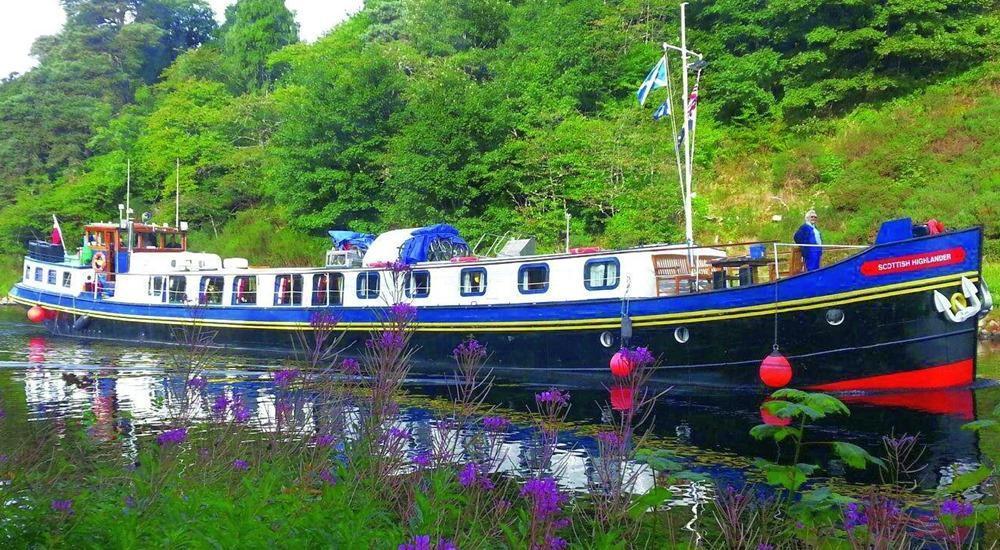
[10,333,994,502]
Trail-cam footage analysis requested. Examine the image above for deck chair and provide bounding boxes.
[653,255,695,295]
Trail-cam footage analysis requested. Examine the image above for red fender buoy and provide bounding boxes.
[27,306,46,324]
[609,351,633,377]
[759,351,792,388]
[609,385,634,411]
[759,399,792,426]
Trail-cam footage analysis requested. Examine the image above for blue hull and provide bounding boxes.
[10,228,986,390]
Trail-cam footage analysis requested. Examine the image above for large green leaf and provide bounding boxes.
[628,487,673,519]
[832,442,884,469]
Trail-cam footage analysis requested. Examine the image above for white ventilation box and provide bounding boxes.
[223,258,249,269]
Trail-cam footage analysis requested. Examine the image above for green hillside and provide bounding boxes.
[0,0,996,291]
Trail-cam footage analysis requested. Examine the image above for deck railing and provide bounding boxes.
[653,241,868,297]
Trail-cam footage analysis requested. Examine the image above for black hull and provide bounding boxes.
[43,286,978,391]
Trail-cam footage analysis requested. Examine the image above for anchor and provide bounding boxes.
[933,277,983,323]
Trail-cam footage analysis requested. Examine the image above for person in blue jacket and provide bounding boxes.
[793,209,823,271]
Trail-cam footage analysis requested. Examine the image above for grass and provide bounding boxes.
[1,304,998,548]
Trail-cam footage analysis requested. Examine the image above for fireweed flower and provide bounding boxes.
[544,536,568,550]
[51,499,74,514]
[535,388,570,407]
[458,462,494,490]
[157,428,188,447]
[520,477,566,520]
[232,459,249,471]
[623,346,655,368]
[843,502,868,530]
[398,535,431,550]
[940,499,974,518]
[273,369,299,388]
[413,451,432,468]
[186,376,207,390]
[340,357,361,375]
[318,468,336,486]
[389,302,417,324]
[367,330,406,351]
[453,338,487,361]
[386,427,412,442]
[483,416,510,433]
[211,394,230,416]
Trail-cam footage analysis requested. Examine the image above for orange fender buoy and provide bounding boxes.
[759,351,793,388]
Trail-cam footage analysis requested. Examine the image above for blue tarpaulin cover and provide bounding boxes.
[875,218,913,244]
[328,230,375,251]
[400,224,469,264]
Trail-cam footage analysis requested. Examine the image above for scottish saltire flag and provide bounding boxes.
[652,98,670,121]
[636,56,668,106]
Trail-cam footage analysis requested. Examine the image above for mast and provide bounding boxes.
[125,158,131,217]
[679,2,693,248]
[175,158,180,228]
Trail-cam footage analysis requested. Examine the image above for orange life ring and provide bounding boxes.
[92,251,107,272]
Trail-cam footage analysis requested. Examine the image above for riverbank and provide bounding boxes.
[2,310,999,547]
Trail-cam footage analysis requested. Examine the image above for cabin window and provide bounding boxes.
[405,270,431,299]
[200,276,224,305]
[148,276,165,298]
[47,270,56,285]
[232,276,257,305]
[167,276,187,304]
[165,234,183,249]
[460,268,487,297]
[518,264,549,294]
[356,271,380,300]
[34,267,42,281]
[584,258,620,291]
[312,273,345,306]
[62,272,72,288]
[274,274,304,306]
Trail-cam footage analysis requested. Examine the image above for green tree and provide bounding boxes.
[222,0,299,91]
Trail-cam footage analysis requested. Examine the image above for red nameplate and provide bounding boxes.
[860,247,965,276]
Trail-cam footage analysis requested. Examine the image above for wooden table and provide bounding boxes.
[708,256,772,288]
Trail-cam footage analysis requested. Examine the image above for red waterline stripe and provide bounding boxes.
[839,389,974,420]
[806,359,974,391]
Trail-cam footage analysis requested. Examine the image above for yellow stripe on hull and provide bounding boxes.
[9,271,978,333]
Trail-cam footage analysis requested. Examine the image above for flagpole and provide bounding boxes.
[679,2,694,250]
[126,158,131,220]
[175,158,180,228]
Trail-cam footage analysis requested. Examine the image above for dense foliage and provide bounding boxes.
[0,0,996,274]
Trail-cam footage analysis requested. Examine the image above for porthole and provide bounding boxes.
[674,327,690,344]
[826,309,845,326]
[599,331,614,348]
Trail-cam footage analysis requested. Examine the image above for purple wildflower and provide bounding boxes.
[211,394,230,416]
[318,468,336,486]
[520,477,566,520]
[233,405,251,423]
[535,388,570,406]
[186,376,207,390]
[623,346,655,367]
[453,339,487,361]
[399,535,431,550]
[438,540,457,550]
[0,408,7,419]
[315,434,336,448]
[483,416,510,433]
[232,459,249,471]
[544,537,568,550]
[389,302,417,324]
[386,260,412,274]
[413,451,432,468]
[0,455,8,464]
[843,502,868,530]
[367,330,406,351]
[51,499,74,514]
[940,499,974,518]
[273,369,299,388]
[156,428,188,447]
[340,357,361,375]
[123,495,136,509]
[758,544,775,550]
[457,462,494,490]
